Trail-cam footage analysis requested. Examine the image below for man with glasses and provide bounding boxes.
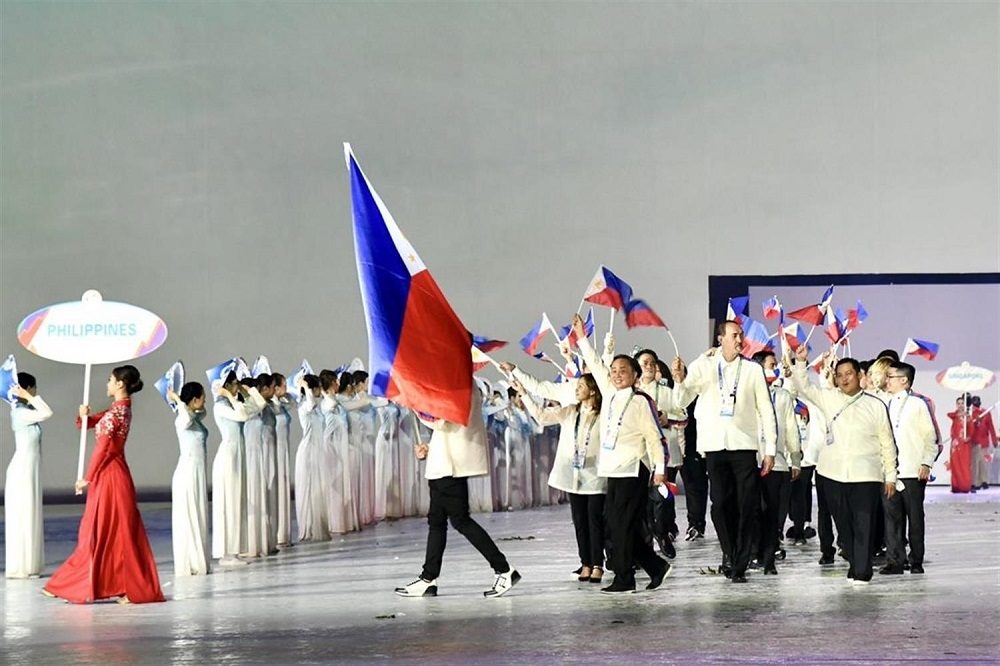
[790,346,898,585]
[880,362,938,575]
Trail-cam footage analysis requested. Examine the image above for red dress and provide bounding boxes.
[44,399,165,603]
[946,410,973,493]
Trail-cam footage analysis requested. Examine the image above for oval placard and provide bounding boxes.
[17,300,168,365]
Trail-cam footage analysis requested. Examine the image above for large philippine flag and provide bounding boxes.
[346,144,472,425]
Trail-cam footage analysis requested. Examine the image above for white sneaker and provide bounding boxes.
[395,578,438,597]
[484,569,521,598]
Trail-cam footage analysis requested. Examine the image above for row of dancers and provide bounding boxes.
[3,365,568,582]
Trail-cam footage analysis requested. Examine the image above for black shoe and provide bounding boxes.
[846,568,855,580]
[763,564,778,575]
[721,555,734,579]
[601,578,636,594]
[910,564,925,574]
[902,561,911,570]
[656,535,676,560]
[879,564,905,575]
[775,548,786,561]
[748,558,761,570]
[731,573,748,583]
[803,526,817,539]
[818,554,835,566]
[785,526,798,539]
[646,560,672,590]
[981,483,990,490]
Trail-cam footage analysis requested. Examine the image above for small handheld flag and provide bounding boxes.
[902,338,940,361]
[582,265,634,311]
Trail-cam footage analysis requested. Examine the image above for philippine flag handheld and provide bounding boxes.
[471,335,507,355]
[762,296,782,321]
[346,144,472,425]
[624,299,667,329]
[520,313,556,356]
[583,265,634,311]
[902,338,940,361]
[727,296,749,325]
[559,308,594,346]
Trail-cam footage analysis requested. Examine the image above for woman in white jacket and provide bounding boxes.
[512,372,608,583]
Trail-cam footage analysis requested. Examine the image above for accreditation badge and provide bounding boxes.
[720,395,736,418]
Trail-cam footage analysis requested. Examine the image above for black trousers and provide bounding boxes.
[568,492,606,568]
[789,465,815,536]
[680,452,709,533]
[882,477,926,567]
[706,449,760,576]
[758,470,789,567]
[421,476,509,581]
[815,472,837,557]
[605,466,663,585]
[827,480,881,582]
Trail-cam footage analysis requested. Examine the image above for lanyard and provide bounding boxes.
[718,359,742,401]
[605,391,636,447]
[574,409,598,449]
[830,391,865,425]
[891,392,910,430]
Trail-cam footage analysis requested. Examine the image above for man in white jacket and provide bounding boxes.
[879,361,937,576]
[671,321,777,583]
[790,345,897,585]
[394,382,520,598]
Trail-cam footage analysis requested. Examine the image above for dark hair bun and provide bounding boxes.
[113,365,144,395]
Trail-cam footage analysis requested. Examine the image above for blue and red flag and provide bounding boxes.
[787,285,835,327]
[471,335,507,354]
[781,321,810,353]
[346,144,472,425]
[762,295,782,321]
[520,313,556,356]
[559,308,594,346]
[624,298,667,329]
[583,265,634,311]
[740,317,773,358]
[903,338,940,361]
[847,300,868,331]
[824,307,846,345]
[727,296,749,325]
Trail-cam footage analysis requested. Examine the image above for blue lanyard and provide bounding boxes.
[830,391,865,424]
[606,391,636,446]
[718,359,742,400]
[574,409,598,449]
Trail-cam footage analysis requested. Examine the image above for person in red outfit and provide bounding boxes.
[43,365,165,604]
[971,397,997,489]
[946,395,974,494]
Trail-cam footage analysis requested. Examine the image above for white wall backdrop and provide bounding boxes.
[1,2,997,494]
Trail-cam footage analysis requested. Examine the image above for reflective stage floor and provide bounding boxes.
[2,487,998,665]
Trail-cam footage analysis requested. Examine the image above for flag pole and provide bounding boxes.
[609,308,615,335]
[576,298,586,315]
[666,329,680,359]
[75,363,92,491]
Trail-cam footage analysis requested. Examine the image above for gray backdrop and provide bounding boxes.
[1,2,997,493]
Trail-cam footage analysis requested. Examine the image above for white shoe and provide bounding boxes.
[395,578,438,597]
[484,569,521,598]
[851,578,870,586]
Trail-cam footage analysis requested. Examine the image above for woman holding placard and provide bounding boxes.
[5,372,53,579]
[43,365,164,604]
[168,382,211,576]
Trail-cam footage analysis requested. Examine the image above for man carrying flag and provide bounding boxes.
[345,144,519,598]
